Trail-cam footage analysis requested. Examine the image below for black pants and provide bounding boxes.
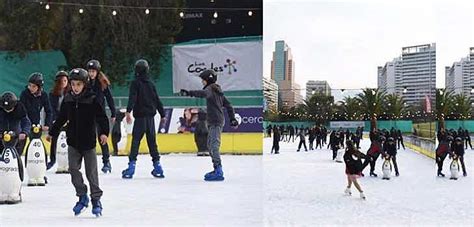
[271,142,279,154]
[362,153,380,173]
[129,117,160,163]
[297,140,307,151]
[49,135,58,165]
[194,133,208,153]
[316,138,322,149]
[436,152,448,173]
[391,155,399,174]
[332,148,338,160]
[465,139,472,149]
[355,140,360,149]
[289,134,295,142]
[96,125,110,164]
[398,139,405,149]
[309,138,315,150]
[458,154,467,174]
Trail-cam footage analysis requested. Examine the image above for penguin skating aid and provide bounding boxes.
[0,131,23,204]
[382,156,392,180]
[25,125,47,186]
[56,131,69,174]
[450,155,460,180]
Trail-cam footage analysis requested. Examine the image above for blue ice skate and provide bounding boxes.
[204,166,225,181]
[101,161,112,174]
[73,195,89,216]
[122,161,136,179]
[151,161,165,178]
[91,199,102,217]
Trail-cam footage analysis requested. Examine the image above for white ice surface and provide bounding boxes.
[1,154,262,226]
[263,137,474,226]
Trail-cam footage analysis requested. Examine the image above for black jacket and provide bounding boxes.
[451,142,465,156]
[344,151,366,174]
[188,83,235,126]
[126,74,165,118]
[19,89,52,127]
[49,89,109,150]
[0,103,31,136]
[89,79,116,118]
[383,142,397,156]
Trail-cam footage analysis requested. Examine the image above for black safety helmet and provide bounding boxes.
[455,137,462,142]
[86,59,101,72]
[0,92,18,111]
[28,72,44,87]
[69,68,89,83]
[388,137,394,142]
[199,69,217,84]
[447,136,454,142]
[134,59,149,76]
[55,70,69,81]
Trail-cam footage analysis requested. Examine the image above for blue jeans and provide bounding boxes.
[208,124,223,168]
[129,117,160,163]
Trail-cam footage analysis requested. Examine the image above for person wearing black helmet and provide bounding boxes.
[0,91,31,152]
[450,136,467,177]
[383,137,399,176]
[19,72,52,154]
[86,59,116,174]
[436,132,452,177]
[122,59,167,179]
[180,69,238,181]
[46,68,109,217]
[46,70,70,170]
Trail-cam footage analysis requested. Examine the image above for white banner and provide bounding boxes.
[330,121,365,128]
[172,41,263,93]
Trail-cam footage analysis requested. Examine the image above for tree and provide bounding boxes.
[0,0,184,85]
[436,89,454,130]
[304,94,334,124]
[384,94,408,120]
[355,88,385,131]
[451,94,471,120]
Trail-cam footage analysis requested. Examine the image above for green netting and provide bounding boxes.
[0,36,263,108]
[264,120,413,133]
[0,50,68,95]
[442,120,474,131]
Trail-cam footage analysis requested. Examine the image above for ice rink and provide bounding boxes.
[263,136,474,226]
[0,154,263,226]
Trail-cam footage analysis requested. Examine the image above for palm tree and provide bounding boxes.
[384,94,408,120]
[355,88,386,131]
[342,96,362,121]
[304,94,334,124]
[436,89,454,130]
[451,94,472,120]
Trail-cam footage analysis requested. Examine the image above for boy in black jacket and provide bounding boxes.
[46,68,109,217]
[19,72,52,154]
[0,92,31,152]
[122,59,167,179]
[180,69,238,181]
[383,137,399,176]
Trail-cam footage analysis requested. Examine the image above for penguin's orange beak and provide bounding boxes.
[33,127,40,134]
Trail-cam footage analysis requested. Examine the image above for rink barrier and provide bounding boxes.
[403,136,435,159]
[35,133,263,156]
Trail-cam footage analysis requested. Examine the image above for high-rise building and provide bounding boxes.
[378,58,402,95]
[263,77,279,111]
[306,80,331,100]
[270,40,303,108]
[377,44,435,106]
[445,47,474,100]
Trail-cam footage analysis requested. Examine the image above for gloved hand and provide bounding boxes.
[230,118,239,127]
[179,89,189,96]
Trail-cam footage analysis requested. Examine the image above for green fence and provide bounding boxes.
[440,120,474,131]
[265,120,413,133]
[0,36,263,108]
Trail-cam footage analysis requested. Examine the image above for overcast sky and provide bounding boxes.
[263,0,474,94]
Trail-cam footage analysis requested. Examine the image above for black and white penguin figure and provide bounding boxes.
[25,124,47,186]
[55,129,69,174]
[450,154,460,180]
[382,155,392,180]
[0,131,23,204]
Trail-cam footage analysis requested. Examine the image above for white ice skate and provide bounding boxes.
[335,149,344,163]
[344,187,352,196]
[360,192,366,200]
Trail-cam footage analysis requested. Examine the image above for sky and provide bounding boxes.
[263,0,474,95]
